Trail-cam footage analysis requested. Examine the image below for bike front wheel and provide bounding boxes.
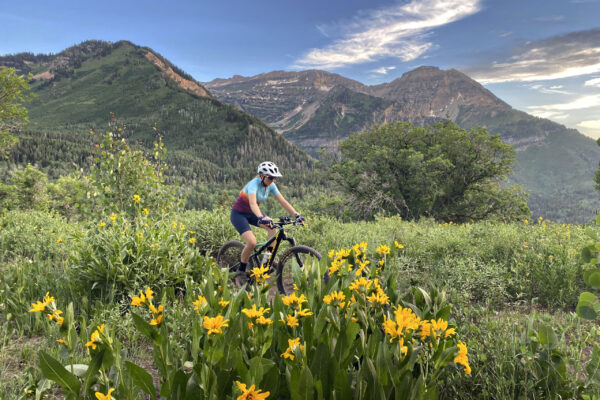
[276,245,322,295]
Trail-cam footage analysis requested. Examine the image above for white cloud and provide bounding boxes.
[529,110,569,120]
[526,83,570,94]
[372,66,396,74]
[293,0,481,69]
[585,77,600,87]
[465,29,600,83]
[578,120,600,129]
[528,95,600,112]
[577,120,600,139]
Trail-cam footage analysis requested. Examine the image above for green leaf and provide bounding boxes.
[170,370,188,400]
[83,349,104,395]
[577,304,597,320]
[296,366,315,400]
[131,312,153,340]
[333,369,352,399]
[38,351,81,395]
[589,271,600,289]
[538,324,558,349]
[586,344,600,384]
[125,361,157,400]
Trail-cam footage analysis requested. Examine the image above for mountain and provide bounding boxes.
[0,40,313,185]
[206,67,600,223]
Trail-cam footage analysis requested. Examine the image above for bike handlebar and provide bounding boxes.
[269,216,304,228]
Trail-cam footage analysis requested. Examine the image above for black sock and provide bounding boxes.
[239,262,247,272]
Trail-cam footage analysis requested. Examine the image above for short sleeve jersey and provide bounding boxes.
[232,177,280,214]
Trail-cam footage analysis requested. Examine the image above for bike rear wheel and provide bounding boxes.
[276,245,321,295]
[217,240,246,272]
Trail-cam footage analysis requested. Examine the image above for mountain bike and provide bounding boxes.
[216,216,321,294]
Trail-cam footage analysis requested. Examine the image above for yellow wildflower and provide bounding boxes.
[189,237,196,244]
[249,265,271,283]
[193,295,207,312]
[348,277,373,293]
[29,300,47,313]
[56,237,62,244]
[241,304,270,319]
[376,244,390,255]
[283,314,299,328]
[145,287,154,301]
[85,324,105,350]
[281,337,304,361]
[367,289,390,306]
[110,214,117,221]
[394,306,421,334]
[136,232,143,239]
[235,381,270,400]
[454,341,471,374]
[133,194,141,203]
[95,388,115,400]
[256,316,273,326]
[394,240,404,249]
[98,221,106,228]
[142,208,149,215]
[218,297,230,308]
[281,292,307,308]
[172,221,178,229]
[323,291,346,308]
[296,308,313,317]
[203,315,229,335]
[150,314,163,326]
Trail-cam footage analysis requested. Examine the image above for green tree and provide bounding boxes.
[331,121,530,222]
[11,163,49,211]
[87,119,180,217]
[0,66,34,158]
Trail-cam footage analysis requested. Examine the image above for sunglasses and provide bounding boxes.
[265,176,277,181]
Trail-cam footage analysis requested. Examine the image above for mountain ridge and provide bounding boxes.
[0,40,314,186]
[205,66,600,223]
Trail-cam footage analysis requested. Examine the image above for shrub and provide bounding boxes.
[69,206,211,303]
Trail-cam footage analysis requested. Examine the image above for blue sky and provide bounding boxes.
[2,0,600,137]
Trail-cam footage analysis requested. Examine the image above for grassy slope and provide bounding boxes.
[4,41,314,183]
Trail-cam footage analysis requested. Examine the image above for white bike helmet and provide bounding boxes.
[257,161,283,178]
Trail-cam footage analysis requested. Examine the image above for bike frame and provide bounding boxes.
[249,223,296,271]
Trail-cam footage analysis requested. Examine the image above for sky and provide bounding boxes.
[2,0,600,137]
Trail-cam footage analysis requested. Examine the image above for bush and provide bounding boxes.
[180,207,238,256]
[69,207,212,303]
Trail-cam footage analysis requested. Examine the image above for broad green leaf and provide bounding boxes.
[38,351,81,396]
[83,349,104,394]
[589,271,600,289]
[131,312,153,340]
[537,324,558,349]
[296,366,314,400]
[577,304,597,320]
[170,370,188,400]
[125,361,157,400]
[333,369,352,399]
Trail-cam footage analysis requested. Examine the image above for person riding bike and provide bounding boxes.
[230,161,305,272]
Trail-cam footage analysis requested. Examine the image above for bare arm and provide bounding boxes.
[275,193,297,216]
[248,193,266,219]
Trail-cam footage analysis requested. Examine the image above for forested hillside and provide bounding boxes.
[0,40,314,187]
